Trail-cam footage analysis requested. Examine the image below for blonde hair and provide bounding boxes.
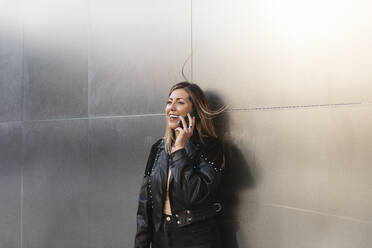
[164,82,228,154]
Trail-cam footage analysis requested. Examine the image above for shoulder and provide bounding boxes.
[200,136,224,160]
[199,136,225,171]
[146,138,163,157]
[151,137,164,148]
[202,136,224,152]
[143,138,164,177]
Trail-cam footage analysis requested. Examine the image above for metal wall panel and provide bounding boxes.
[89,0,191,117]
[240,106,372,219]
[216,101,372,248]
[0,0,23,122]
[193,0,372,108]
[23,120,90,248]
[194,1,372,247]
[235,205,372,248]
[23,0,89,121]
[0,123,22,248]
[224,106,372,210]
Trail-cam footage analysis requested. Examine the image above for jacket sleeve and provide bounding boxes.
[169,138,225,207]
[134,175,153,248]
[134,139,162,248]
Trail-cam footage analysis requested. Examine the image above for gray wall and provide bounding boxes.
[0,0,371,248]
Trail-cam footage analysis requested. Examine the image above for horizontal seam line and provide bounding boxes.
[229,102,364,111]
[263,203,372,225]
[1,101,371,124]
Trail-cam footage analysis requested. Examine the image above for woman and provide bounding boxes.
[134,82,226,248]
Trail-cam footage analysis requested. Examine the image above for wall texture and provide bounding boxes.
[0,0,371,248]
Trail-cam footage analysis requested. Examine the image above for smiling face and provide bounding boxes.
[165,88,193,129]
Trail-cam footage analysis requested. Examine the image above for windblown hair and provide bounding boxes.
[164,82,227,154]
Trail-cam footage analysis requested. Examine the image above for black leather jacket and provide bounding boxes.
[134,131,225,248]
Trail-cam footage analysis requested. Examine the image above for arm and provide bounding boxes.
[169,138,224,207]
[134,175,152,248]
[134,140,160,248]
[134,139,163,247]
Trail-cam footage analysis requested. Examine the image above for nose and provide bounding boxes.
[169,101,176,111]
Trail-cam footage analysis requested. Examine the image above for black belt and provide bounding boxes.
[164,202,222,228]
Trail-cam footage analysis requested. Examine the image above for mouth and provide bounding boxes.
[169,114,179,121]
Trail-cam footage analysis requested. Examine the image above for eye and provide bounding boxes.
[166,101,171,104]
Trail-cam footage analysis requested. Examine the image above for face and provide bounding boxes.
[165,88,193,129]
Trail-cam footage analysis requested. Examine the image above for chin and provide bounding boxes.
[169,123,179,130]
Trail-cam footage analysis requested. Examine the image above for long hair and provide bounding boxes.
[164,82,227,154]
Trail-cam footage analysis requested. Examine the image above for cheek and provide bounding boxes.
[183,105,192,114]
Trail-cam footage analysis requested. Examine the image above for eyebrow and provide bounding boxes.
[168,97,185,100]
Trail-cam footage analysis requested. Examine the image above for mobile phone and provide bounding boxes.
[178,109,198,129]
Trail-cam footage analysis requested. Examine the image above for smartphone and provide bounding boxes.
[178,109,198,129]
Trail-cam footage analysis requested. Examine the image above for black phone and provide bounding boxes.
[178,109,198,129]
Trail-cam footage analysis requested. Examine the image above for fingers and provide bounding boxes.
[187,113,191,128]
[186,113,195,136]
[174,114,195,148]
[178,114,193,136]
[188,113,196,132]
[192,116,195,131]
[187,113,194,129]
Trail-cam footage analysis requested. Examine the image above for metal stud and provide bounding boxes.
[177,220,181,224]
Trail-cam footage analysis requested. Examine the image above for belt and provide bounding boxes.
[163,202,222,228]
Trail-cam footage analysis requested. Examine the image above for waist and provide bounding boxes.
[162,202,222,227]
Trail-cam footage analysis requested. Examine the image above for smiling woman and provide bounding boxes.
[134,82,228,248]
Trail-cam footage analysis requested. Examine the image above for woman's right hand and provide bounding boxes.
[172,113,195,153]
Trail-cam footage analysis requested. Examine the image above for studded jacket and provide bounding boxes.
[134,132,225,248]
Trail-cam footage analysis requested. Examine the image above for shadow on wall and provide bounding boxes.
[206,91,257,248]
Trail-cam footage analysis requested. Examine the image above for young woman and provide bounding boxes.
[134,82,226,248]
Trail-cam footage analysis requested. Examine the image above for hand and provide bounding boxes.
[172,113,196,152]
